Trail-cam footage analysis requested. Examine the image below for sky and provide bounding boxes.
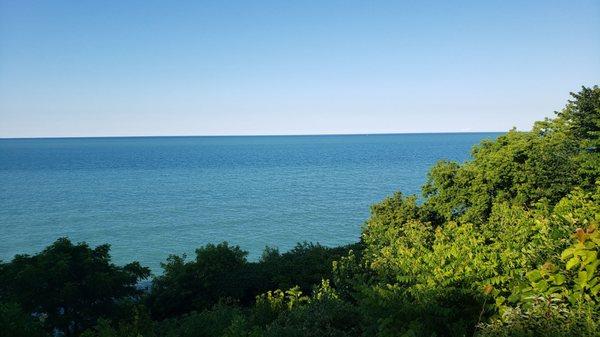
[0,0,599,138]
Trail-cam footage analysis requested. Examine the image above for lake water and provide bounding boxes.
[0,133,500,273]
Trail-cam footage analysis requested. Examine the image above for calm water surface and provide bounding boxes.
[0,133,500,272]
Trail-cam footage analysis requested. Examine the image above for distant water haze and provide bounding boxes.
[0,133,500,273]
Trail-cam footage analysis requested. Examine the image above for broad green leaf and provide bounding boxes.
[553,274,566,285]
[561,247,575,260]
[566,257,579,270]
[527,270,542,282]
[591,283,600,296]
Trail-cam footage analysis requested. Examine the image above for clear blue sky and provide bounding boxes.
[1,0,599,137]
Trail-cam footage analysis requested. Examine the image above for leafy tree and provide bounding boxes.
[147,241,356,320]
[258,242,361,294]
[558,85,600,142]
[422,125,581,224]
[0,238,149,336]
[560,86,600,190]
[0,302,47,337]
[356,86,600,336]
[147,242,249,319]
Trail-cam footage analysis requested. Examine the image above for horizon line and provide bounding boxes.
[0,130,506,140]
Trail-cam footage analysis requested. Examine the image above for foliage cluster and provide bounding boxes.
[0,240,355,336]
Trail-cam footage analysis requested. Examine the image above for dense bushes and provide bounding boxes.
[147,241,358,320]
[1,86,598,336]
[148,242,250,319]
[354,86,599,336]
[477,304,599,337]
[0,238,150,336]
[0,302,47,337]
[0,238,354,336]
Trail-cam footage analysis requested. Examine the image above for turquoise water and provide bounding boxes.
[0,133,499,272]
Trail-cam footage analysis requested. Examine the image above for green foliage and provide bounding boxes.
[559,86,600,193]
[558,85,600,143]
[423,123,581,224]
[148,242,249,319]
[156,304,245,337]
[258,286,308,311]
[80,306,156,337]
[0,302,47,337]
[260,296,362,337]
[332,248,371,301]
[504,187,600,311]
[356,86,600,336]
[420,85,600,225]
[0,238,149,336]
[147,241,354,320]
[258,242,359,294]
[476,304,599,337]
[246,281,361,337]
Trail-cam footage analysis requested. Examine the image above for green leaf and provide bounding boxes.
[561,247,575,260]
[527,270,542,282]
[566,257,579,270]
[577,270,588,285]
[591,283,600,296]
[553,274,566,285]
[536,280,549,292]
